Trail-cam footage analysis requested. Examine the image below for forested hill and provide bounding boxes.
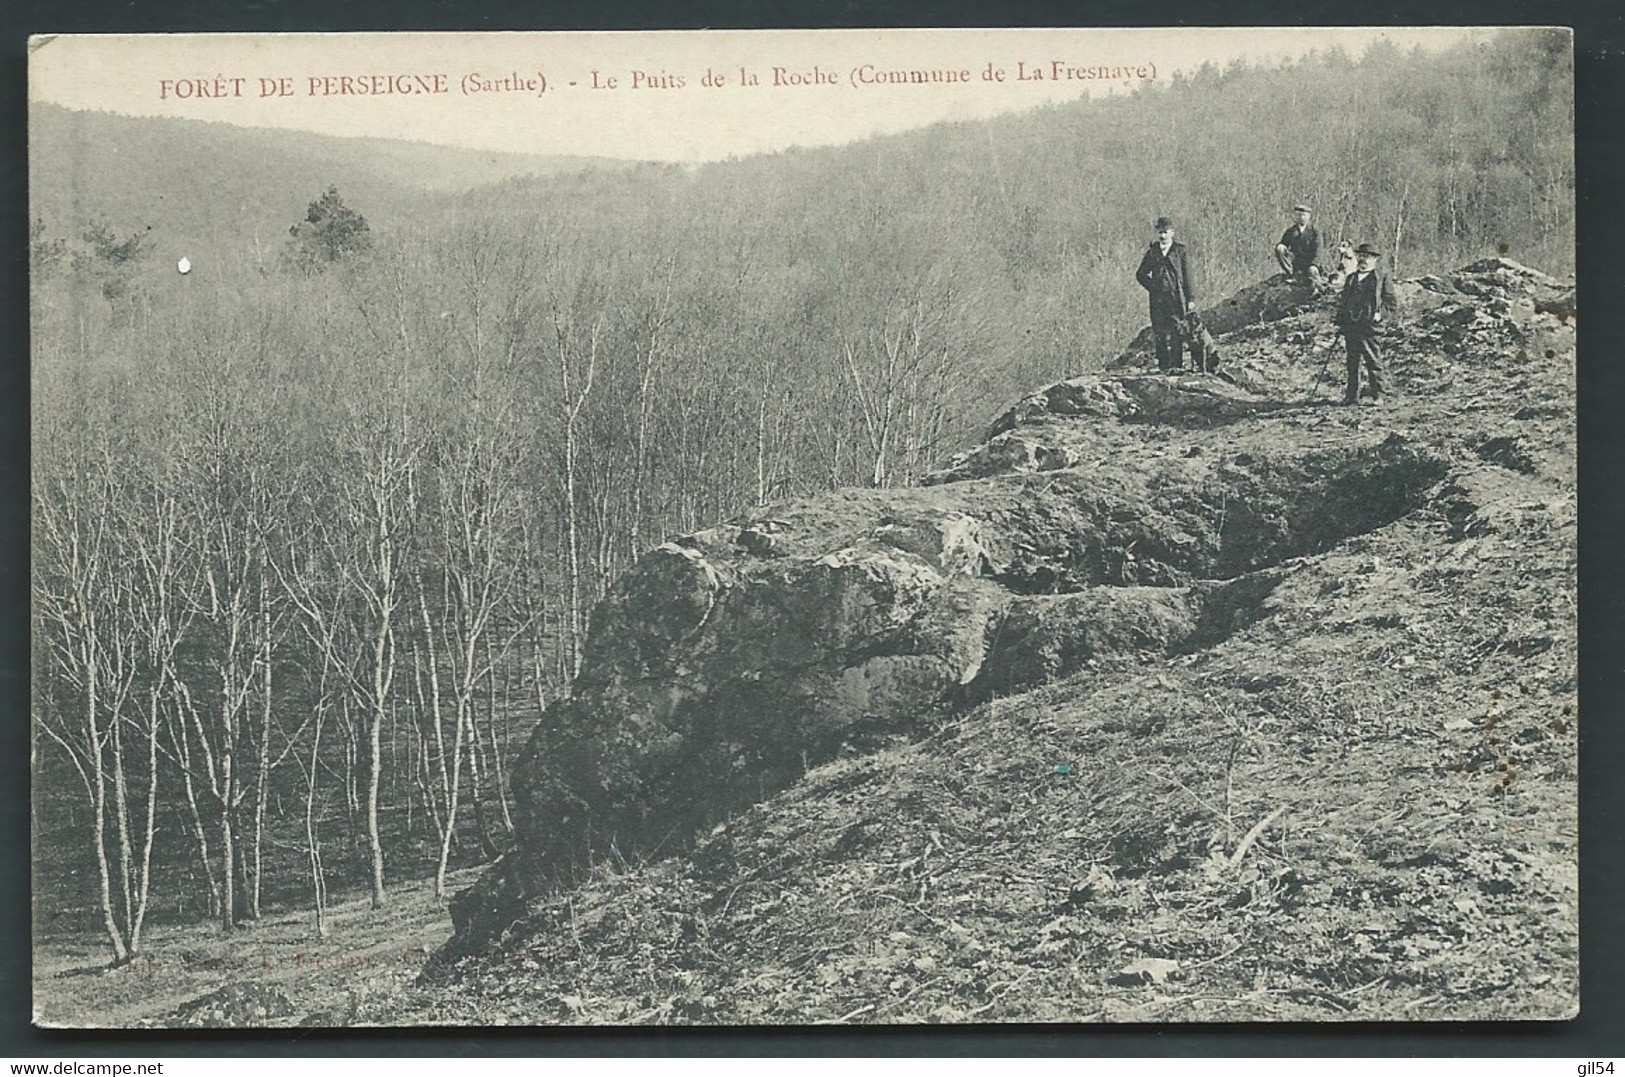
[28,101,633,269]
[445,29,1572,401]
[32,31,1571,385]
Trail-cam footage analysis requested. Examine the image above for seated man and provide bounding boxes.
[1275,204,1321,283]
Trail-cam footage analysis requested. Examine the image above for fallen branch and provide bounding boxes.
[879,975,946,1016]
[1122,988,1269,1017]
[873,890,951,930]
[715,867,767,918]
[965,970,1034,1016]
[1347,973,1392,996]
[1282,985,1356,1012]
[819,1002,875,1024]
[1228,805,1287,869]
[1189,939,1247,969]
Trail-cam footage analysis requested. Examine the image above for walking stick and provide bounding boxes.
[1312,332,1341,399]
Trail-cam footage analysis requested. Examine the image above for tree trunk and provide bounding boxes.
[468,714,495,857]
[488,637,515,835]
[249,568,273,922]
[416,589,457,900]
[85,643,132,963]
[131,686,162,953]
[367,689,387,909]
[218,625,240,933]
[407,637,443,844]
[755,366,775,506]
[434,697,469,901]
[219,757,236,934]
[305,702,329,939]
[366,588,391,909]
[168,689,221,919]
[563,413,584,679]
[111,695,135,948]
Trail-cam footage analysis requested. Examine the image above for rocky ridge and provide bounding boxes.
[426,259,1576,1023]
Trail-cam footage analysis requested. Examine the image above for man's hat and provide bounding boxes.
[1354,242,1381,257]
[1154,216,1174,230]
[1294,204,1312,213]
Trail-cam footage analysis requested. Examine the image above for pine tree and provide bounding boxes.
[286,186,372,273]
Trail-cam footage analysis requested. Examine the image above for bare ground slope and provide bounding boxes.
[376,260,1577,1024]
[64,260,1571,1027]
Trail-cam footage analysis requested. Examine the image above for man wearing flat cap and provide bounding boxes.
[1334,242,1400,405]
[1275,204,1321,284]
[1135,216,1197,373]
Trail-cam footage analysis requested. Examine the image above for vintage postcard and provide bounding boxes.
[29,28,1576,1027]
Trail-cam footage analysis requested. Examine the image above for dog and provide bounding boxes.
[1322,240,1358,290]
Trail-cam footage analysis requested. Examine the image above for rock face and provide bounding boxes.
[447,257,1575,955]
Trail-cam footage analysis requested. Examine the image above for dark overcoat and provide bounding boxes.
[1136,241,1196,319]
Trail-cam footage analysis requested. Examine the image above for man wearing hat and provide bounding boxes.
[1135,216,1197,373]
[1334,242,1399,405]
[1275,204,1321,283]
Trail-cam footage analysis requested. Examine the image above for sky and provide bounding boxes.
[29,28,1492,162]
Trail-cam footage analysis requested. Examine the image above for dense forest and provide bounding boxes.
[30,30,1573,964]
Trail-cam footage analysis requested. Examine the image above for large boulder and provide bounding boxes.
[448,439,1449,953]
[450,503,1012,951]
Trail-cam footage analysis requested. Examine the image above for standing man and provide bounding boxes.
[1334,242,1399,405]
[1275,204,1321,283]
[1136,216,1197,374]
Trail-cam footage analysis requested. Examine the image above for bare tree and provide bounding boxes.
[33,440,143,962]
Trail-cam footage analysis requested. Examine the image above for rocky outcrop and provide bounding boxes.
[1115,273,1316,365]
[1110,258,1565,377]
[446,257,1573,955]
[450,505,1004,949]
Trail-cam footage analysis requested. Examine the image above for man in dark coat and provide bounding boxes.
[1275,204,1321,283]
[1334,242,1399,405]
[1135,216,1197,373]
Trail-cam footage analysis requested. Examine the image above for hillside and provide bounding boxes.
[33,259,1576,1028]
[397,260,1575,1025]
[27,102,635,269]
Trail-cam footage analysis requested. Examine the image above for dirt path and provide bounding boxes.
[34,868,480,1028]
